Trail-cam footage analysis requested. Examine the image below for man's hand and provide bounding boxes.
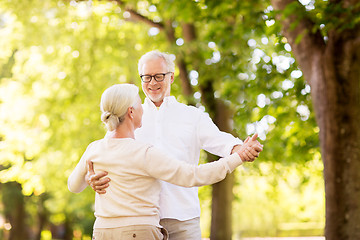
[85,159,111,194]
[232,133,263,162]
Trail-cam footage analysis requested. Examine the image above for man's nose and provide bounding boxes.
[148,77,157,84]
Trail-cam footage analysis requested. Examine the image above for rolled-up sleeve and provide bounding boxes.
[197,111,242,157]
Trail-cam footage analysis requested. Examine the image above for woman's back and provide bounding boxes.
[86,138,162,228]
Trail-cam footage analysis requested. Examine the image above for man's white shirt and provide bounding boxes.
[135,96,242,221]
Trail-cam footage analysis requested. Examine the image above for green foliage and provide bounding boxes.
[232,157,324,237]
[278,0,360,37]
[0,0,326,238]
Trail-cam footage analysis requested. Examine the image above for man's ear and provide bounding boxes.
[170,73,174,84]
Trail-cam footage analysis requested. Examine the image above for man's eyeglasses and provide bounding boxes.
[140,72,172,83]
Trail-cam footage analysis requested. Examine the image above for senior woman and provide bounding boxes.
[68,83,262,240]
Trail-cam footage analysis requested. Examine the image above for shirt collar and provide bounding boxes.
[144,96,176,109]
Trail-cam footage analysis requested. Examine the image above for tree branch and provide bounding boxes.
[163,21,194,99]
[113,0,164,29]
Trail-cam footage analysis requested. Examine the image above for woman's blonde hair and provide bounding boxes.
[100,84,139,131]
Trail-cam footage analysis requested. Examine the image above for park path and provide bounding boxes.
[203,237,325,240]
[241,237,324,240]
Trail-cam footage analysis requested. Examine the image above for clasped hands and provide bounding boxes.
[232,133,263,162]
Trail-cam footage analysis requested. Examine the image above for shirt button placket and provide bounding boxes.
[155,112,162,145]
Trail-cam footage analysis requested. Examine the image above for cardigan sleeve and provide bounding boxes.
[143,146,243,187]
[68,144,93,193]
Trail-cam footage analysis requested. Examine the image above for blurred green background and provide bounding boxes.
[0,0,325,239]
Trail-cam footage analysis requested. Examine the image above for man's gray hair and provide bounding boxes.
[138,50,175,75]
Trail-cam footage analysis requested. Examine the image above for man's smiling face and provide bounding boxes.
[140,57,174,107]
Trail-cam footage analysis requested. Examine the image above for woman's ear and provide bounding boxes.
[127,107,134,119]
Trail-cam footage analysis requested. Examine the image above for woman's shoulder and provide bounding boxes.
[132,139,153,151]
[108,138,153,153]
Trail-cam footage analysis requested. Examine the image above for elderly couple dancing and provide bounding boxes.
[68,50,263,240]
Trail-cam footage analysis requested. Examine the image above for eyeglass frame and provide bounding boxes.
[139,72,173,83]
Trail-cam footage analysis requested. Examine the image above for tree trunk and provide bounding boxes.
[210,170,233,240]
[64,216,73,240]
[271,0,360,239]
[210,100,235,240]
[35,194,48,240]
[2,182,29,240]
[319,31,360,240]
[201,80,234,240]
